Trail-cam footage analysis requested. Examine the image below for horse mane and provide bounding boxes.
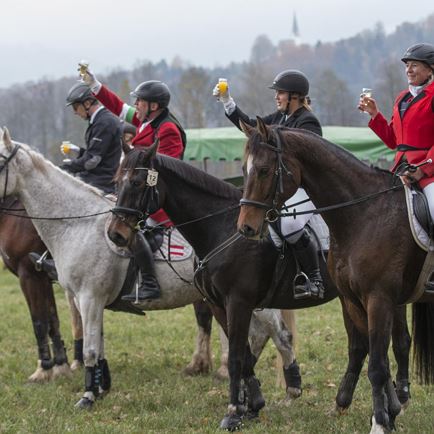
[246,126,394,182]
[118,148,241,201]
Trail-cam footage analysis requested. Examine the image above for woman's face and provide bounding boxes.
[274,90,290,112]
[405,61,433,86]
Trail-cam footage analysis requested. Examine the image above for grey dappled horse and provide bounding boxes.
[0,127,298,410]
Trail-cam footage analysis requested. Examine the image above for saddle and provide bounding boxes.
[411,186,434,240]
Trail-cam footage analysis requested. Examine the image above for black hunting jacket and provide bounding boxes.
[227,105,323,136]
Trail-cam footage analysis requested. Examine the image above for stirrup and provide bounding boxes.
[29,251,49,272]
[293,272,324,300]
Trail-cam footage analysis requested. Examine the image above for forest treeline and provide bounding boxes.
[0,13,433,159]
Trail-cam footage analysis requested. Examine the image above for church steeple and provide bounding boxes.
[292,12,301,45]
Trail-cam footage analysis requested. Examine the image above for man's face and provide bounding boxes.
[405,61,433,86]
[274,90,290,112]
[72,101,90,120]
[134,98,151,122]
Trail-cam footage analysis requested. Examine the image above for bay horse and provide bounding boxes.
[237,118,434,433]
[0,127,298,416]
[105,142,407,430]
[0,196,79,381]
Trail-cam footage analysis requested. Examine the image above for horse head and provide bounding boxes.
[108,139,163,247]
[237,117,301,240]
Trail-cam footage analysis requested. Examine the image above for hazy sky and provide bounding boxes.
[0,0,433,88]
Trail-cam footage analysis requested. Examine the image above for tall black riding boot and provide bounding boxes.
[121,232,160,302]
[292,229,324,299]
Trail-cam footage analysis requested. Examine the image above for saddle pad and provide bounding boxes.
[154,228,193,262]
[403,183,432,252]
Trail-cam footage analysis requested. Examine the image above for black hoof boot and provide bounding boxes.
[245,376,265,418]
[220,405,246,431]
[395,379,411,408]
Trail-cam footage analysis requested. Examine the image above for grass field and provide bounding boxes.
[0,267,432,433]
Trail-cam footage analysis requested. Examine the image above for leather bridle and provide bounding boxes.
[239,127,293,222]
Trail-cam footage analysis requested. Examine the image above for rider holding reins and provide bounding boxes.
[213,70,325,299]
[81,67,186,302]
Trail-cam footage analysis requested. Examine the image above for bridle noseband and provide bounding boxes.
[0,144,20,200]
[239,128,293,222]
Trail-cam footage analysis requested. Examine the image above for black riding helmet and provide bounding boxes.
[66,83,96,106]
[130,80,171,109]
[269,70,309,96]
[401,43,434,69]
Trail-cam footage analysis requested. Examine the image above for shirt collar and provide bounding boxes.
[90,105,104,124]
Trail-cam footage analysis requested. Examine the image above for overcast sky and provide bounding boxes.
[0,0,433,88]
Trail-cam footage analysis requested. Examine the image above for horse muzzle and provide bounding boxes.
[237,206,268,240]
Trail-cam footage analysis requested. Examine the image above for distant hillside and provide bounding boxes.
[0,13,433,158]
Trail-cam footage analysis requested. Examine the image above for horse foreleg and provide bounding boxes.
[391,305,411,409]
[335,297,368,413]
[65,291,84,371]
[367,297,398,433]
[74,295,105,409]
[184,300,213,376]
[218,299,254,431]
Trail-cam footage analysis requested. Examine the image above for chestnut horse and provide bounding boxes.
[0,197,78,381]
[106,144,410,430]
[237,119,434,433]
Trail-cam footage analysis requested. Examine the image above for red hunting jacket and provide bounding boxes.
[95,85,185,225]
[369,81,434,189]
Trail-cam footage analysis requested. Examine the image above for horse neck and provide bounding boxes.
[15,154,109,253]
[156,160,240,258]
[287,134,392,235]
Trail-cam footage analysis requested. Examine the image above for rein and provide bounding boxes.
[0,144,20,200]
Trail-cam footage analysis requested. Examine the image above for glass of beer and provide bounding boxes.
[360,88,373,113]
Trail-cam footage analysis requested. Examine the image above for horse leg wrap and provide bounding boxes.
[51,337,68,365]
[284,360,302,390]
[395,378,411,405]
[74,339,84,363]
[98,359,111,392]
[245,375,265,414]
[84,365,101,398]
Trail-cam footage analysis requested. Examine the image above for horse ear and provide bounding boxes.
[256,117,269,141]
[1,127,13,151]
[239,120,255,138]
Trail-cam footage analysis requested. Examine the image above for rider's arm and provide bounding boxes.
[368,112,398,150]
[93,85,141,128]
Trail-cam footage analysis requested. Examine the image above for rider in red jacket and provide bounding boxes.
[83,68,186,302]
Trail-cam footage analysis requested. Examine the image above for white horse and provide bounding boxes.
[0,127,298,408]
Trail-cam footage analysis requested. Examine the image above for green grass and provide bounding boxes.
[0,267,432,433]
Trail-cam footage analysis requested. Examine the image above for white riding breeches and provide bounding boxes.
[422,182,434,221]
[269,188,316,246]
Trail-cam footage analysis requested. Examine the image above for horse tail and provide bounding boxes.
[412,302,434,385]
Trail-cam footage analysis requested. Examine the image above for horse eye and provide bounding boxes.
[131,179,142,188]
[258,167,270,177]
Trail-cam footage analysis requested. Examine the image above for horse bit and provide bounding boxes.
[239,127,293,222]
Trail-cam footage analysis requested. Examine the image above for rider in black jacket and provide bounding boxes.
[213,70,324,300]
[61,83,122,194]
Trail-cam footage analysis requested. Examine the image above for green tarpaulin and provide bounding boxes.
[184,126,395,162]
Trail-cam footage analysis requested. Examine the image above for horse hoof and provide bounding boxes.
[333,404,348,416]
[183,362,210,376]
[214,366,229,381]
[70,359,84,371]
[286,386,302,400]
[75,397,94,410]
[52,363,73,379]
[28,367,53,383]
[219,413,243,431]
